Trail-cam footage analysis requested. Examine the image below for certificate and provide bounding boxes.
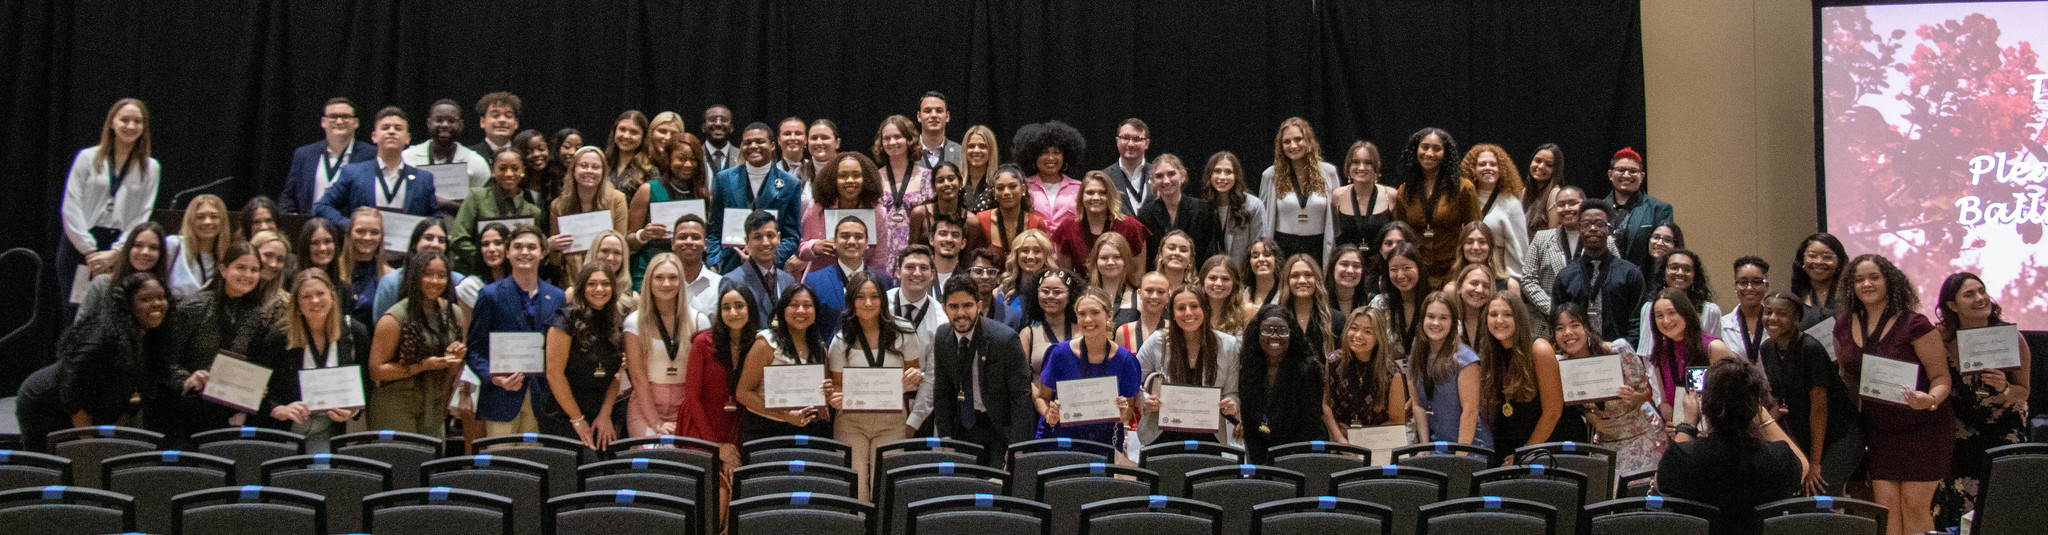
[1346,424,1413,466]
[822,209,879,244]
[1557,354,1627,403]
[1858,354,1920,406]
[201,351,272,413]
[381,212,426,253]
[1158,385,1220,432]
[489,332,546,374]
[648,200,706,230]
[298,365,366,412]
[421,163,471,200]
[1056,376,1121,425]
[476,217,535,234]
[1958,324,2022,373]
[556,210,614,253]
[763,364,827,409]
[722,208,777,245]
[840,367,904,412]
[68,266,92,305]
[1806,317,1839,362]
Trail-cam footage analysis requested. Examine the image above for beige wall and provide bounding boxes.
[1641,0,1816,312]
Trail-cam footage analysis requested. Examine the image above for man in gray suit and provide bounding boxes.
[1103,118,1152,211]
[916,91,963,170]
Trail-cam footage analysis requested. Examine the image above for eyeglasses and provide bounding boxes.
[1735,278,1768,288]
[1611,168,1644,177]
[1260,325,1292,337]
[1803,251,1838,262]
[970,267,1002,276]
[1650,234,1676,244]
[1117,135,1149,142]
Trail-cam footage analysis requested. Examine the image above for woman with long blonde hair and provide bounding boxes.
[623,253,698,437]
[164,194,233,297]
[1258,117,1339,263]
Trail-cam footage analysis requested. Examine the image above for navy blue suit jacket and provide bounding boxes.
[801,263,896,341]
[280,140,375,214]
[724,261,796,328]
[314,159,440,226]
[463,278,567,422]
[705,165,804,273]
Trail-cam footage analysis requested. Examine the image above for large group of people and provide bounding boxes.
[35,93,2033,535]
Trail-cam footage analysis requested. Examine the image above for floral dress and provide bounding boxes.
[1578,340,1665,474]
[1933,330,2031,529]
[878,166,932,274]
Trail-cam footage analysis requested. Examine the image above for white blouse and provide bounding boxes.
[61,146,160,255]
[624,310,707,385]
[161,235,215,298]
[1258,162,1340,257]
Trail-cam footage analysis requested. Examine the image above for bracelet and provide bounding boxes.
[1756,418,1776,429]
[571,418,590,427]
[1674,423,1699,437]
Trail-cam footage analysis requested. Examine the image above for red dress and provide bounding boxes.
[1835,312,1953,481]
[1049,215,1148,278]
[675,330,739,445]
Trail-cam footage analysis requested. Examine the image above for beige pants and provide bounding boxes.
[484,396,541,438]
[835,410,909,501]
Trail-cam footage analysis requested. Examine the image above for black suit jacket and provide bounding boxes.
[933,318,1037,443]
[1136,194,1222,265]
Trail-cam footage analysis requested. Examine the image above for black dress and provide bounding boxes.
[540,314,629,438]
[1333,185,1390,250]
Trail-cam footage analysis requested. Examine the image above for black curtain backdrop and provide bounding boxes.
[0,0,1645,390]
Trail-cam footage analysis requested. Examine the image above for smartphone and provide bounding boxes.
[1685,366,1708,392]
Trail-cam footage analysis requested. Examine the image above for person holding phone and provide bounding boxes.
[1660,358,1808,535]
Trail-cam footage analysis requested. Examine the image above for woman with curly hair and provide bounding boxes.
[975,165,1048,257]
[1259,117,1340,263]
[1459,143,1529,279]
[1013,120,1086,227]
[1832,254,1952,535]
[1391,127,1479,278]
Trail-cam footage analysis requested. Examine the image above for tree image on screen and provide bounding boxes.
[1822,4,2048,325]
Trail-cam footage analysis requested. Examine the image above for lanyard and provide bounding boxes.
[301,318,332,368]
[1290,170,1313,210]
[323,145,351,181]
[1737,308,1765,362]
[109,153,137,192]
[885,163,911,209]
[652,301,682,376]
[854,325,885,368]
[1857,308,1897,351]
[1480,187,1502,215]
[900,298,930,328]
[377,167,404,205]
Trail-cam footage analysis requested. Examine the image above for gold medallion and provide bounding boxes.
[1501,403,1514,417]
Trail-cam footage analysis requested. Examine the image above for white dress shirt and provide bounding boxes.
[402,141,491,189]
[60,146,160,254]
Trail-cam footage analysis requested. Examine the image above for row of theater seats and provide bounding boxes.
[3,425,2040,534]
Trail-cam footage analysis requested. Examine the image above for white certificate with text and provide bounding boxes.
[422,163,471,200]
[489,332,546,374]
[1557,354,1627,403]
[822,209,879,244]
[201,351,272,413]
[723,208,777,245]
[381,212,427,253]
[1158,385,1220,432]
[1347,424,1413,466]
[557,210,614,253]
[840,367,905,412]
[1057,376,1121,425]
[648,200,706,231]
[764,364,827,409]
[1858,354,1920,406]
[1958,324,2022,373]
[299,365,366,412]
